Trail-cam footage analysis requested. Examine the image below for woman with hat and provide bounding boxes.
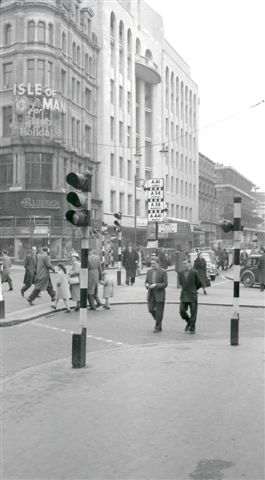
[68,252,81,311]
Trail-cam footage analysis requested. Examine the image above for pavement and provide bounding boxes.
[2,267,265,479]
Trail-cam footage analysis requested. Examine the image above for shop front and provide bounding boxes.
[0,190,72,260]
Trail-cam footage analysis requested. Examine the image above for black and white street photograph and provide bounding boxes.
[0,0,264,479]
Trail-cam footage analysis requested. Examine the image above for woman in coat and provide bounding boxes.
[68,252,81,311]
[193,251,207,295]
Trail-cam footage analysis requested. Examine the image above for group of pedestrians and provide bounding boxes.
[14,246,113,312]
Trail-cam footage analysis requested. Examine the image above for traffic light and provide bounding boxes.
[65,171,92,227]
[113,212,122,233]
[219,219,234,233]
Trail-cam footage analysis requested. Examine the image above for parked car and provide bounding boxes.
[188,251,218,281]
[240,254,262,287]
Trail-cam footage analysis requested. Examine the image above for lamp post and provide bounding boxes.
[133,152,142,246]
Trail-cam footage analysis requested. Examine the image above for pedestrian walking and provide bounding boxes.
[100,271,114,309]
[258,248,265,292]
[178,259,202,334]
[122,243,138,285]
[193,251,207,295]
[1,250,13,291]
[145,256,168,333]
[158,249,168,269]
[87,249,103,310]
[51,263,71,313]
[68,252,81,311]
[27,246,56,305]
[21,246,37,297]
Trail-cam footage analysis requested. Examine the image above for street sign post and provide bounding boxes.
[145,178,167,241]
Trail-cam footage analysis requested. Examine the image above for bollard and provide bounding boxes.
[230,317,239,345]
[72,328,86,368]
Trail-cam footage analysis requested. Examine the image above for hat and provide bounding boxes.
[71,252,79,259]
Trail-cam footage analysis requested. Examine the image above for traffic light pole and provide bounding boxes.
[117,230,122,285]
[230,197,242,346]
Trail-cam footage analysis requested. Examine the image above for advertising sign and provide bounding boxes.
[11,83,65,140]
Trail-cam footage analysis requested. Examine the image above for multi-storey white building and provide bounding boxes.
[90,0,199,243]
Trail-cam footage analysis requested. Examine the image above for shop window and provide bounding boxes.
[25,153,53,189]
[0,154,13,188]
[2,106,12,137]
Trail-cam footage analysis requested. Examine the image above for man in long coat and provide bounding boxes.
[258,249,265,292]
[178,259,202,333]
[21,246,37,297]
[27,246,56,305]
[145,256,168,333]
[87,249,102,310]
[1,250,13,290]
[122,243,138,285]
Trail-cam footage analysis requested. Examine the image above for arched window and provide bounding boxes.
[28,21,35,42]
[48,23,54,45]
[110,12,115,40]
[89,57,93,75]
[136,38,141,56]
[4,24,12,45]
[72,42,76,63]
[145,49,152,62]
[37,21,45,42]
[127,29,132,54]
[119,20,124,45]
[85,53,89,72]
[77,45,81,65]
[62,32,66,53]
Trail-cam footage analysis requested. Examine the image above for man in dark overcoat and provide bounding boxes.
[27,246,56,305]
[21,246,37,297]
[145,256,168,333]
[258,249,265,292]
[178,259,202,334]
[87,249,103,310]
[122,243,139,285]
[193,251,207,295]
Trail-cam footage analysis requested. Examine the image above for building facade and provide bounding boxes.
[197,153,218,247]
[214,164,265,248]
[0,0,100,259]
[90,0,199,244]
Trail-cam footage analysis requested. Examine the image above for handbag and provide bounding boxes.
[69,276,79,285]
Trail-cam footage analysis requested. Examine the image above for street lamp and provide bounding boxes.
[133,152,144,245]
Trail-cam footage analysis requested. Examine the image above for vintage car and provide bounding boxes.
[188,251,218,281]
[240,254,262,287]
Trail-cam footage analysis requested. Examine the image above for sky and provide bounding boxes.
[146,0,265,191]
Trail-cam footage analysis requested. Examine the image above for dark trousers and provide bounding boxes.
[125,270,135,285]
[148,294,165,330]
[88,284,102,310]
[180,301,198,331]
[5,275,13,290]
[28,277,55,302]
[21,274,34,294]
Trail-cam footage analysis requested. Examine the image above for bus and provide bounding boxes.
[146,217,193,252]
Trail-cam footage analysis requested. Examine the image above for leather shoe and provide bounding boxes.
[189,328,195,334]
[21,289,25,297]
[184,323,190,332]
[27,298,34,306]
[153,328,162,333]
